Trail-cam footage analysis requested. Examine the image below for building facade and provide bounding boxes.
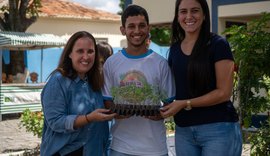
[26,0,125,47]
[127,0,270,35]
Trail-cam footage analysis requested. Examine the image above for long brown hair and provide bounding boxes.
[52,31,103,91]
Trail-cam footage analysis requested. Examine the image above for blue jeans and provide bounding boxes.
[175,122,242,156]
[110,149,168,156]
[105,119,114,156]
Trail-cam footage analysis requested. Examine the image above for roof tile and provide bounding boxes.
[0,0,120,21]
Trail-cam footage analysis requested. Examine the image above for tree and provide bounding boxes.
[150,27,171,46]
[118,0,125,15]
[0,0,42,74]
[224,12,270,155]
[224,12,270,126]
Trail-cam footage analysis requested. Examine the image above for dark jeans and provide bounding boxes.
[53,146,83,156]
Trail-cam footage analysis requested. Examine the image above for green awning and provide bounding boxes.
[0,31,66,50]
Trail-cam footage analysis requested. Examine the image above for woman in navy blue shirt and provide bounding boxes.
[160,0,242,155]
[40,31,116,156]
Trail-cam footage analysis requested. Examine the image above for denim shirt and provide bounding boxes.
[40,72,108,156]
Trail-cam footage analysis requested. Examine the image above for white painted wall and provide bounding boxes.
[218,1,270,34]
[133,0,175,25]
[26,17,125,47]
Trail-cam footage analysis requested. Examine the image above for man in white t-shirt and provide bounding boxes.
[102,4,175,156]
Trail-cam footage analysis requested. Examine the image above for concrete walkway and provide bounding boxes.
[0,114,40,155]
[0,114,250,156]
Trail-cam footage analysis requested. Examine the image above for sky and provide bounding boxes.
[70,0,121,14]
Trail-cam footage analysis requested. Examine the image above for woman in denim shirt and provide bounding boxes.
[40,31,116,156]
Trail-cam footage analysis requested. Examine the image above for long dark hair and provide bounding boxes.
[171,0,212,97]
[52,31,103,91]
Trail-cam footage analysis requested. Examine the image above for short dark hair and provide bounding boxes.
[121,4,149,27]
[53,31,103,91]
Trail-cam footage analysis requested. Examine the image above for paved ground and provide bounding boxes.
[0,114,40,155]
[0,114,250,156]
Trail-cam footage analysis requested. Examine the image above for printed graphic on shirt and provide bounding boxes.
[111,70,166,106]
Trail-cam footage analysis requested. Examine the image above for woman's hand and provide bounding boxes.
[74,109,116,129]
[160,100,186,118]
[86,109,117,122]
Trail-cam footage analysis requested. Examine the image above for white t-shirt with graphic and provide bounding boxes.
[102,49,175,156]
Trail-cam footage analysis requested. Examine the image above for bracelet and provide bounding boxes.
[85,114,90,123]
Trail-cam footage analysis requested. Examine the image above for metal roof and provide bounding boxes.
[0,31,66,50]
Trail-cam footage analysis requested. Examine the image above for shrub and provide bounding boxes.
[249,118,270,156]
[20,109,43,138]
[224,12,270,156]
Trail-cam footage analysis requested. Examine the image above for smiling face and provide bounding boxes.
[178,0,204,35]
[69,37,95,79]
[120,15,150,49]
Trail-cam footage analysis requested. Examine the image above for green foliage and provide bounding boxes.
[0,0,42,16]
[150,27,171,46]
[118,0,125,15]
[165,117,175,132]
[27,0,42,17]
[249,118,270,156]
[20,109,44,138]
[223,12,270,155]
[223,12,270,124]
[111,83,166,104]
